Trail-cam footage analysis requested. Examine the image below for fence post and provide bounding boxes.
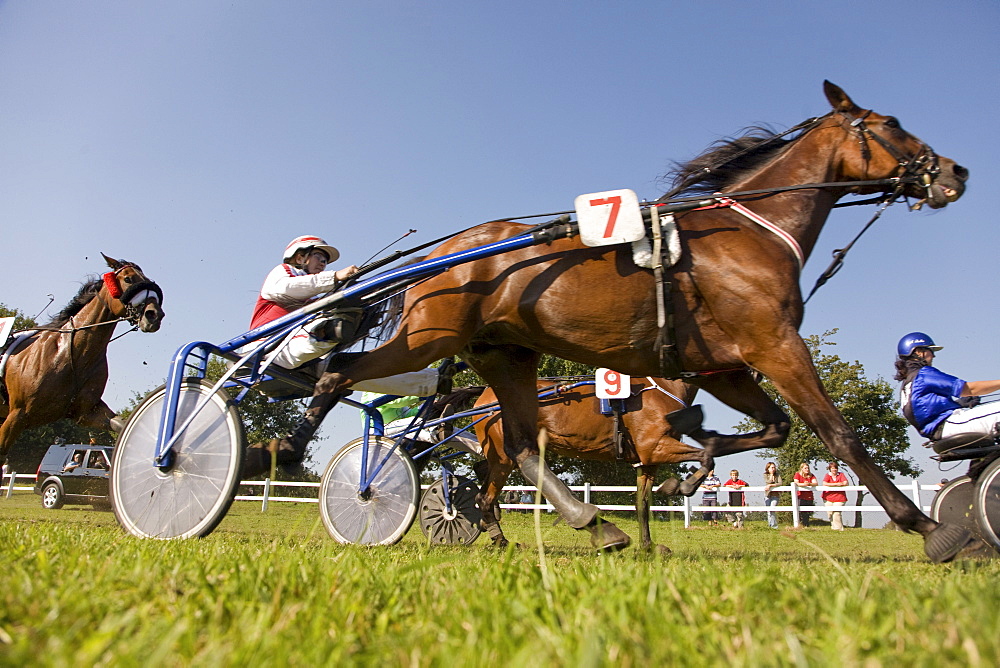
[5,472,15,499]
[583,482,591,505]
[791,482,800,527]
[262,478,270,512]
[683,495,691,528]
[910,478,921,508]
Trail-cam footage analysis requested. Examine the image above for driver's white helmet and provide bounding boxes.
[282,235,340,264]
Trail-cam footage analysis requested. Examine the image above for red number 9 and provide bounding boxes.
[603,370,621,397]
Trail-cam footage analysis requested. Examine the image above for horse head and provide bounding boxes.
[100,253,165,333]
[822,80,968,209]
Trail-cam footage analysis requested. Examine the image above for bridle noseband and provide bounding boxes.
[102,263,164,326]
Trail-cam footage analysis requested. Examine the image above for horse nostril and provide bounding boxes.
[953,164,969,181]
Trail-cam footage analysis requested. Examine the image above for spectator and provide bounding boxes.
[822,462,849,531]
[722,469,749,528]
[701,470,721,525]
[763,461,782,528]
[793,462,817,527]
[63,453,83,472]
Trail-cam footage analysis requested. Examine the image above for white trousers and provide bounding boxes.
[825,501,845,531]
[939,401,1000,439]
[265,319,440,398]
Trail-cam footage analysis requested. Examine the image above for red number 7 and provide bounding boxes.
[589,196,622,238]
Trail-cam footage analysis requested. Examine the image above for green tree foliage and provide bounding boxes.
[0,303,40,333]
[735,330,917,526]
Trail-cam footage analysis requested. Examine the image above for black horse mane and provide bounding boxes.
[47,278,103,328]
[663,125,799,197]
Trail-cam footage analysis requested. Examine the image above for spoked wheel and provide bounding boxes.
[973,458,1000,549]
[319,436,419,545]
[930,476,981,538]
[418,475,483,545]
[111,379,244,539]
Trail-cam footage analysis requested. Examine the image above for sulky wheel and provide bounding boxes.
[111,379,244,539]
[930,476,982,539]
[418,475,482,545]
[319,436,419,545]
[973,458,1000,550]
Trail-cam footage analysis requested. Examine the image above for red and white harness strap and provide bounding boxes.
[697,198,804,271]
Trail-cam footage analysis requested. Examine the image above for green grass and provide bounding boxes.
[1,497,998,666]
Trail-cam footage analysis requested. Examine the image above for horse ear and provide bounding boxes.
[102,253,123,270]
[823,80,860,114]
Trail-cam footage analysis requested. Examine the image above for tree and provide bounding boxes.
[735,329,917,527]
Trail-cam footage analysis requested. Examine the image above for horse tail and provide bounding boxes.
[361,255,428,347]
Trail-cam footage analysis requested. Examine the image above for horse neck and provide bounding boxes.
[58,290,119,354]
[727,129,847,261]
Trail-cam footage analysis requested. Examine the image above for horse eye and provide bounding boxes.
[123,276,135,284]
[884,117,901,129]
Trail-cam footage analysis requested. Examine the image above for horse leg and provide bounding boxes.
[636,465,665,552]
[750,343,974,562]
[467,344,630,552]
[474,454,515,549]
[0,409,28,463]
[682,370,792,458]
[74,400,122,433]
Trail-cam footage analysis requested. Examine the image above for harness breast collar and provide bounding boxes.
[695,198,805,271]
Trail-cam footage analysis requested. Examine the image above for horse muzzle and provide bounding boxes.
[922,158,968,209]
[136,301,164,332]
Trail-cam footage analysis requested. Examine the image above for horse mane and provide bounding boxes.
[47,278,103,328]
[663,125,798,197]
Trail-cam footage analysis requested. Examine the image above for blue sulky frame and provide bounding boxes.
[149,225,572,472]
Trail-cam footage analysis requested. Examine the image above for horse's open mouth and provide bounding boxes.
[924,184,963,209]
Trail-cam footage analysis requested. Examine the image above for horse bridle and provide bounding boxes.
[102,263,164,327]
[835,109,942,202]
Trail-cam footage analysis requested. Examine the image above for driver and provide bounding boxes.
[243,235,445,478]
[894,331,1000,439]
[251,235,361,370]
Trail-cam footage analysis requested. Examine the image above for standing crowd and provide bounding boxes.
[699,462,850,530]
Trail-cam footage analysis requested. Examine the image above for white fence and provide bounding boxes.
[4,473,942,528]
[235,480,941,528]
[1,473,35,498]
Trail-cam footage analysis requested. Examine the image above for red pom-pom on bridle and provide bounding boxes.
[102,272,123,299]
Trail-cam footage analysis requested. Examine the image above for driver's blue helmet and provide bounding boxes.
[897,332,943,358]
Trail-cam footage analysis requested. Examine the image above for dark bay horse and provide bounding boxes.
[473,377,700,550]
[0,255,164,463]
[285,81,971,560]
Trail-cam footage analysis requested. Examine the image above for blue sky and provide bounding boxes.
[1,1,998,485]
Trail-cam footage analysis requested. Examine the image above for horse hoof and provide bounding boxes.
[586,518,631,552]
[924,522,975,563]
[655,478,680,495]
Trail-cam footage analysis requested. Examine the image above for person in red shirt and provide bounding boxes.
[792,462,817,527]
[722,469,749,528]
[822,461,849,531]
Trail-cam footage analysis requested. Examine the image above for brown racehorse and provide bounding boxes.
[473,377,700,550]
[0,255,164,463]
[282,81,972,560]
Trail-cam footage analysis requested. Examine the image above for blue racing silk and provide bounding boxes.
[901,366,967,437]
